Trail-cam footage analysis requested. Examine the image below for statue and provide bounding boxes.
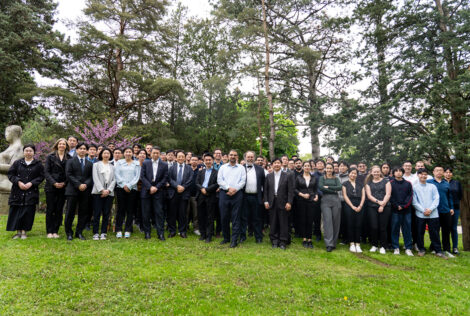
[0,125,24,192]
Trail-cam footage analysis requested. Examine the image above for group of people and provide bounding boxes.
[5,136,463,258]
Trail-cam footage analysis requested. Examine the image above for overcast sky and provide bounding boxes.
[53,0,318,156]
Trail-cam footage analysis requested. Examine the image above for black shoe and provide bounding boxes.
[326,246,333,252]
[199,236,205,241]
[308,241,313,249]
[168,232,176,238]
[145,233,151,239]
[67,235,73,241]
[180,232,187,238]
[220,240,230,245]
[205,237,212,243]
[316,235,321,242]
[302,241,308,248]
[248,232,253,237]
[230,241,238,248]
[256,239,262,244]
[239,236,246,243]
[158,234,165,241]
[77,234,86,240]
[279,244,286,250]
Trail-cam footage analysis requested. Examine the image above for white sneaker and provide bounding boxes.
[445,251,455,258]
[370,246,378,253]
[405,249,414,256]
[413,244,419,252]
[100,233,107,240]
[393,248,400,255]
[93,234,99,240]
[355,245,363,253]
[431,250,436,254]
[379,247,386,254]
[349,244,356,253]
[20,234,27,240]
[124,232,131,238]
[194,229,201,236]
[116,232,122,238]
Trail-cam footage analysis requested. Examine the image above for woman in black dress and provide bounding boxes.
[6,144,45,239]
[44,138,69,238]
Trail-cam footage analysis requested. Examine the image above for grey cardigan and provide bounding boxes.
[92,161,116,196]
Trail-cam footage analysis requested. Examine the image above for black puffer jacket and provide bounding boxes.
[8,158,45,206]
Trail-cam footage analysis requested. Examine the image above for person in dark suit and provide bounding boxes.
[44,138,69,238]
[240,150,265,244]
[294,161,318,248]
[140,146,168,240]
[64,142,93,240]
[168,151,193,238]
[196,154,219,242]
[264,157,294,249]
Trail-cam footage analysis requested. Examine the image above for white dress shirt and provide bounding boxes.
[152,159,159,181]
[274,170,282,195]
[245,165,257,194]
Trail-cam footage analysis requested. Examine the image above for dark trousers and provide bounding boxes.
[92,194,113,234]
[219,190,243,242]
[439,212,452,252]
[451,209,460,249]
[197,194,215,238]
[168,193,188,234]
[367,204,391,248]
[312,199,322,238]
[141,193,164,236]
[296,198,314,239]
[269,197,290,246]
[45,190,65,234]
[416,216,442,253]
[346,200,363,243]
[241,193,263,240]
[215,196,222,235]
[134,191,142,226]
[339,201,348,242]
[115,188,137,233]
[391,211,412,249]
[64,191,90,236]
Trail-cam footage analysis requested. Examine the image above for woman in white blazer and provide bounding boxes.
[92,147,116,240]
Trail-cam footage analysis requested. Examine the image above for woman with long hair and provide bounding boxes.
[343,168,365,253]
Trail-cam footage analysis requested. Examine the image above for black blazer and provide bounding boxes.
[168,163,193,200]
[243,164,265,204]
[294,175,318,201]
[44,152,68,192]
[8,158,45,206]
[65,156,93,196]
[140,159,168,198]
[263,171,294,209]
[195,168,219,199]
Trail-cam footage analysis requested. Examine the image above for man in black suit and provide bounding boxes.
[240,150,265,244]
[196,154,219,242]
[168,151,193,238]
[264,157,294,249]
[140,146,168,240]
[64,142,93,240]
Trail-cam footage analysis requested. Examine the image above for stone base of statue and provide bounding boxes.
[0,191,9,214]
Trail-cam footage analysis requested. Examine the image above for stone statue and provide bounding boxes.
[0,125,24,192]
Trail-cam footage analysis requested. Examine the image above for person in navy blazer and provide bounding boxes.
[167,150,193,238]
[241,151,265,243]
[140,146,168,240]
[196,154,219,242]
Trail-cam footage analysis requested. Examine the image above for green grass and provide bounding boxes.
[0,214,469,315]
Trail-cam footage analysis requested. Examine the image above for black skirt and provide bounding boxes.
[6,205,36,231]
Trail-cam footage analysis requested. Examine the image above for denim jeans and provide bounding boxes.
[391,211,412,250]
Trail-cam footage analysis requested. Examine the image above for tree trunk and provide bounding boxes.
[261,0,275,160]
[257,75,263,156]
[310,124,320,159]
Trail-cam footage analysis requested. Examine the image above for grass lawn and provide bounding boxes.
[0,214,469,315]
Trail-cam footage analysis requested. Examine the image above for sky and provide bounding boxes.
[52,0,319,156]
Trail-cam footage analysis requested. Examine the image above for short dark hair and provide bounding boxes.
[392,167,405,176]
[433,165,444,171]
[175,150,185,157]
[417,168,428,175]
[229,149,238,155]
[23,144,36,153]
[113,148,122,153]
[315,159,325,165]
[294,158,302,163]
[133,143,142,149]
[88,143,98,150]
[122,147,133,154]
[108,142,115,146]
[256,155,265,160]
[271,157,281,164]
[67,135,78,142]
[138,149,147,156]
[288,159,295,163]
[281,154,288,159]
[98,147,113,161]
[151,146,161,152]
[444,167,453,173]
[204,153,214,160]
[76,142,88,150]
[339,161,349,168]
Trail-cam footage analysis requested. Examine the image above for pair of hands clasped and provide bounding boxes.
[298,192,318,202]
[18,181,33,191]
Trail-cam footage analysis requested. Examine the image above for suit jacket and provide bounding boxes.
[294,174,318,201]
[243,164,265,204]
[195,168,219,200]
[168,163,193,200]
[140,159,168,198]
[263,171,294,209]
[44,152,68,192]
[91,161,116,196]
[65,156,93,196]
[8,158,45,206]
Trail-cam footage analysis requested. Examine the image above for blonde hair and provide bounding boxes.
[365,165,383,184]
[52,138,70,154]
